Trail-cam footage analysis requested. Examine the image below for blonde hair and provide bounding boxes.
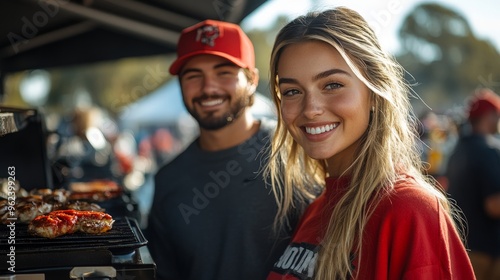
[266,7,454,279]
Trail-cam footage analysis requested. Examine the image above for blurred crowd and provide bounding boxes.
[44,105,196,225]
[46,106,191,186]
[418,89,500,191]
[418,110,460,190]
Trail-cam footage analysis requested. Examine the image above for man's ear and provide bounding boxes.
[249,68,259,92]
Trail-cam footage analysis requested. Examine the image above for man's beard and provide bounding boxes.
[185,94,250,130]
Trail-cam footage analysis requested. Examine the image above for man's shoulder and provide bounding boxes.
[485,134,500,150]
[460,134,500,161]
[253,117,277,141]
[155,141,198,177]
[258,117,277,132]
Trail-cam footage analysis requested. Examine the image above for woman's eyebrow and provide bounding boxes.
[278,77,298,85]
[278,68,350,85]
[312,68,350,81]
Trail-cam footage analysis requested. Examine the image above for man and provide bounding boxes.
[146,20,302,280]
[446,88,500,280]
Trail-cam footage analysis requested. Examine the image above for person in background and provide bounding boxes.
[446,88,500,280]
[418,111,459,190]
[53,106,120,186]
[265,7,475,279]
[146,19,305,280]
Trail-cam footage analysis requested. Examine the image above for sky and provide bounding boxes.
[241,0,500,55]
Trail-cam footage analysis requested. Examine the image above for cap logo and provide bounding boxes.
[195,25,219,47]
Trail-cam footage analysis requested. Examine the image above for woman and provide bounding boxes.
[265,7,475,280]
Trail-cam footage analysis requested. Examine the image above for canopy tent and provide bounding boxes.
[119,79,276,129]
[0,0,266,97]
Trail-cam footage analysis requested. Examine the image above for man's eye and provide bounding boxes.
[183,74,201,81]
[218,71,235,76]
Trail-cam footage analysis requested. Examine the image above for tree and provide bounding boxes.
[397,3,500,114]
[246,15,290,98]
[3,55,172,118]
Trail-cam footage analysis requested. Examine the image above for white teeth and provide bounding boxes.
[201,99,223,106]
[305,124,337,135]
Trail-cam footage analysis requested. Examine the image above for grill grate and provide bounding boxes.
[0,217,147,254]
[0,217,147,272]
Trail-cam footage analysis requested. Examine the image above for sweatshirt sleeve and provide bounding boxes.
[358,185,476,280]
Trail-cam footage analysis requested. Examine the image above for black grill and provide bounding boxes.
[0,217,147,272]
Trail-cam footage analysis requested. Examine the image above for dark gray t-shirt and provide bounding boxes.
[147,118,300,280]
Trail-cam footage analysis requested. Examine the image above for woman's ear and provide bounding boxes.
[370,92,376,112]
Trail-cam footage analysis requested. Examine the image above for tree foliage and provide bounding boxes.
[5,3,499,119]
[397,3,500,114]
[246,15,290,98]
[4,55,172,117]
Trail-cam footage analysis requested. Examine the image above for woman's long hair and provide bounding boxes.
[265,7,454,279]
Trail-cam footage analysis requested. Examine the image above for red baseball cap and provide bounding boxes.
[467,88,500,120]
[169,19,255,75]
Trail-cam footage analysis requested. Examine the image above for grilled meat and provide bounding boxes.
[28,210,77,238]
[17,197,53,223]
[0,188,106,224]
[28,209,114,238]
[2,196,54,223]
[30,188,69,204]
[64,200,104,212]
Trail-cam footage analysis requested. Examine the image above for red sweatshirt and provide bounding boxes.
[267,175,476,280]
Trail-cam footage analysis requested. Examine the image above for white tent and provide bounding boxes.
[119,79,276,130]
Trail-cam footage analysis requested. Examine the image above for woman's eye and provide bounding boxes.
[281,89,300,96]
[325,82,342,90]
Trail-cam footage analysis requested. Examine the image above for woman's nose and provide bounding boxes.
[302,92,324,119]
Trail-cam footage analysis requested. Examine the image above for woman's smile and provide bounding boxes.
[304,123,339,135]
